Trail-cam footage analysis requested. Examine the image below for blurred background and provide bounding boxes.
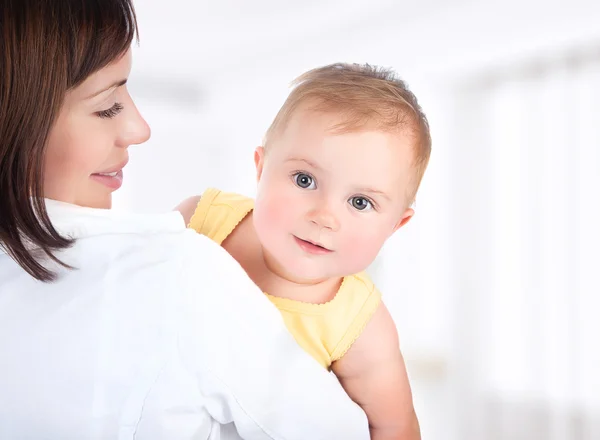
[118,1,600,438]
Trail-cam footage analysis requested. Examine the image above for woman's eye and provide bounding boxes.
[349,196,373,211]
[96,102,123,119]
[293,172,316,190]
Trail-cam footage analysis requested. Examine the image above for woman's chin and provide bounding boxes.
[76,192,113,209]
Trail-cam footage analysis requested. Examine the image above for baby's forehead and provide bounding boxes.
[279,131,416,189]
[283,112,417,154]
[292,104,417,132]
[264,78,430,203]
[281,108,418,151]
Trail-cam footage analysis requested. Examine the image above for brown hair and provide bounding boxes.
[264,63,431,201]
[0,0,138,281]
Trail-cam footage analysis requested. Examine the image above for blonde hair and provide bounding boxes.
[263,63,431,201]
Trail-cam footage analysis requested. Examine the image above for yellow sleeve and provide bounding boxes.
[187,187,254,245]
[266,272,383,369]
[329,275,382,362]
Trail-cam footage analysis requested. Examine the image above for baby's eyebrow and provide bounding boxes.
[357,188,391,201]
[286,157,322,170]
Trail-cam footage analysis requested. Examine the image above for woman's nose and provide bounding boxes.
[118,100,151,148]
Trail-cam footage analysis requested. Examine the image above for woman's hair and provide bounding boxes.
[0,0,138,281]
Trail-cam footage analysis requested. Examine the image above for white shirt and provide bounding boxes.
[0,200,368,440]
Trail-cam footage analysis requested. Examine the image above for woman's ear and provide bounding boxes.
[254,146,265,182]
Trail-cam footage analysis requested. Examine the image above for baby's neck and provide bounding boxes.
[257,261,343,304]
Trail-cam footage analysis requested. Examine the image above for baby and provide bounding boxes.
[178,63,431,440]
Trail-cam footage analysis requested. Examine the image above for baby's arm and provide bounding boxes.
[174,195,202,225]
[331,302,421,440]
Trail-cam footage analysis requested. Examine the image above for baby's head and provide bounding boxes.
[252,63,431,283]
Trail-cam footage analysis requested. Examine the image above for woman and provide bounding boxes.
[0,1,368,439]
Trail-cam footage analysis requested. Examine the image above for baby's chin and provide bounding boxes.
[265,244,361,283]
[284,261,354,284]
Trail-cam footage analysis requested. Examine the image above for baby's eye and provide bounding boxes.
[349,196,373,211]
[293,173,316,190]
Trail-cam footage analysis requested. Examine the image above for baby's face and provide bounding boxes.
[252,109,416,283]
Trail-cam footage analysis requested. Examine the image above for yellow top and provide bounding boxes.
[188,187,382,369]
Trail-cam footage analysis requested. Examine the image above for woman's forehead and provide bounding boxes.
[69,50,132,101]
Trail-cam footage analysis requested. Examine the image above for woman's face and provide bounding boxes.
[44,49,150,209]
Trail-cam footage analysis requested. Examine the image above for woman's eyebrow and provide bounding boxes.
[85,78,127,99]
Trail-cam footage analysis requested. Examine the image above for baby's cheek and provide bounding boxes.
[255,194,292,240]
[271,189,301,222]
[339,231,384,271]
[260,197,286,228]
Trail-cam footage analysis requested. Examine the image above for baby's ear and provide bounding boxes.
[254,146,265,182]
[393,207,414,232]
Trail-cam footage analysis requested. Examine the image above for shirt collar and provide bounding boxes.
[44,199,186,239]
